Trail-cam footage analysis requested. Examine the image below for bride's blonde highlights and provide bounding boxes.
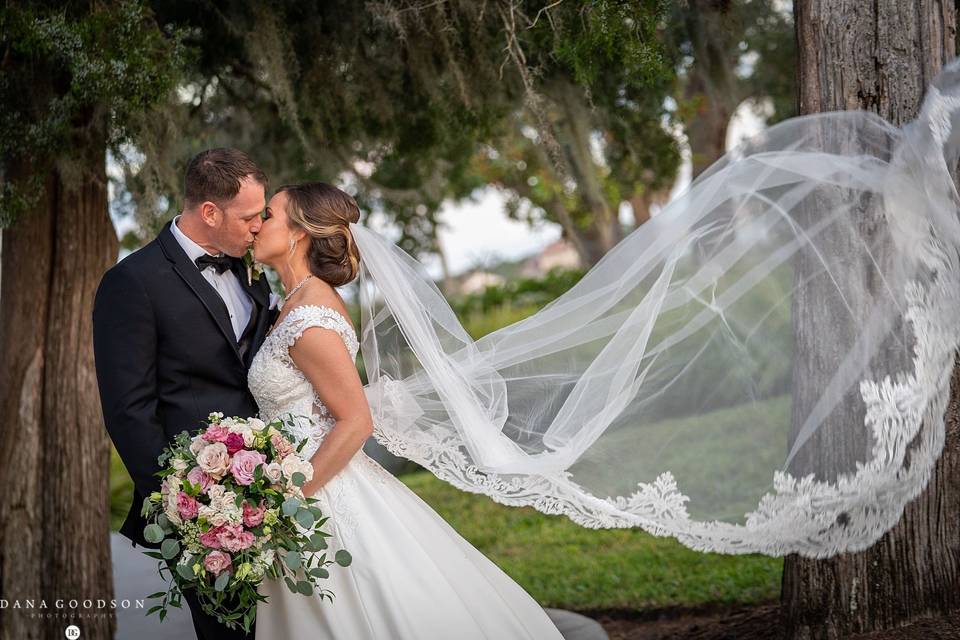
[276,182,361,287]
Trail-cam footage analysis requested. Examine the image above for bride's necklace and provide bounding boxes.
[278,274,313,311]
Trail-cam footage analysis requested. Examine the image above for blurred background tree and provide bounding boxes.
[667,0,795,179]
[119,0,678,267]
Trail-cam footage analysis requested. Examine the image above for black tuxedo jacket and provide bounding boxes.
[92,220,279,547]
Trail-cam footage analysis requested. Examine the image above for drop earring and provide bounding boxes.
[288,237,297,254]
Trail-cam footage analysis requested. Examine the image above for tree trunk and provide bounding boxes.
[546,78,622,266]
[783,2,960,638]
[680,1,743,179]
[0,122,118,639]
[628,187,670,228]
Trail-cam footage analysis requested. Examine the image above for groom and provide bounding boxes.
[93,148,279,640]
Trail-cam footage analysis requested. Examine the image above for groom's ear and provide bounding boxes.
[198,201,221,226]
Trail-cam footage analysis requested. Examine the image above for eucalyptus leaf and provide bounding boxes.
[214,572,230,592]
[282,497,301,516]
[143,524,165,544]
[295,508,315,529]
[160,539,180,560]
[296,580,313,596]
[284,551,301,570]
[335,550,352,567]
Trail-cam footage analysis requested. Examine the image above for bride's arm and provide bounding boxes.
[288,327,374,495]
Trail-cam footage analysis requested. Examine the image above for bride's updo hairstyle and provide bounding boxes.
[276,182,362,287]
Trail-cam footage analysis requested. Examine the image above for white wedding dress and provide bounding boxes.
[247,303,564,639]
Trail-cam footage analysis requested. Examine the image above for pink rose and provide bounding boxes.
[230,449,267,486]
[199,525,224,549]
[218,523,255,552]
[242,499,266,528]
[186,467,213,494]
[202,424,231,443]
[204,550,233,577]
[271,433,294,459]
[177,492,199,520]
[200,524,256,553]
[224,432,245,455]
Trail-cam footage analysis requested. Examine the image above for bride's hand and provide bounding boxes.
[301,473,322,498]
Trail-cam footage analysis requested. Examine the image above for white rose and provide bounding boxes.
[197,504,216,523]
[261,548,275,566]
[263,462,283,484]
[171,456,189,473]
[164,501,182,527]
[162,475,182,497]
[196,442,230,478]
[201,488,242,527]
[207,510,233,527]
[162,476,182,526]
[281,455,314,483]
[189,437,206,456]
[249,418,266,432]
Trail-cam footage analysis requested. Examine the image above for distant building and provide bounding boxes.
[457,270,506,295]
[519,239,581,278]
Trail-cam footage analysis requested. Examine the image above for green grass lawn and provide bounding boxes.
[110,445,782,611]
[397,470,782,611]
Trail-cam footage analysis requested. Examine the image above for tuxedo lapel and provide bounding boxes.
[157,220,243,364]
[230,259,269,309]
[230,251,278,369]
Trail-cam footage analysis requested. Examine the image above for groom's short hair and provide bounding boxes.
[184,148,267,209]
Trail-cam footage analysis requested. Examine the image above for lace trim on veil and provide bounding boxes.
[368,249,957,556]
[361,79,960,558]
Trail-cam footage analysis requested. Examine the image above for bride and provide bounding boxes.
[248,183,565,638]
[248,57,960,636]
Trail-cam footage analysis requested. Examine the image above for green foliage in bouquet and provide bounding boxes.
[140,413,353,632]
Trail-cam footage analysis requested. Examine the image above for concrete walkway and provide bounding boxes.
[112,533,607,639]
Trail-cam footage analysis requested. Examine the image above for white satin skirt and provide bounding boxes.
[255,450,564,639]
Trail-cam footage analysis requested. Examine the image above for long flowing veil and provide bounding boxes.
[349,58,960,558]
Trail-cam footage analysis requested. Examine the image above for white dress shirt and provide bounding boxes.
[171,215,254,340]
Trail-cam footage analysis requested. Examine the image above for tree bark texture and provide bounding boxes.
[0,122,119,639]
[784,2,960,638]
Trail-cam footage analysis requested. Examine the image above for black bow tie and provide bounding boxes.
[194,253,235,274]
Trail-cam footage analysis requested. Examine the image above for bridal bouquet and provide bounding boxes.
[139,412,352,632]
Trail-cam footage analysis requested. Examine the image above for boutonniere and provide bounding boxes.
[243,248,264,286]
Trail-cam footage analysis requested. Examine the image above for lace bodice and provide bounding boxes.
[248,304,360,458]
